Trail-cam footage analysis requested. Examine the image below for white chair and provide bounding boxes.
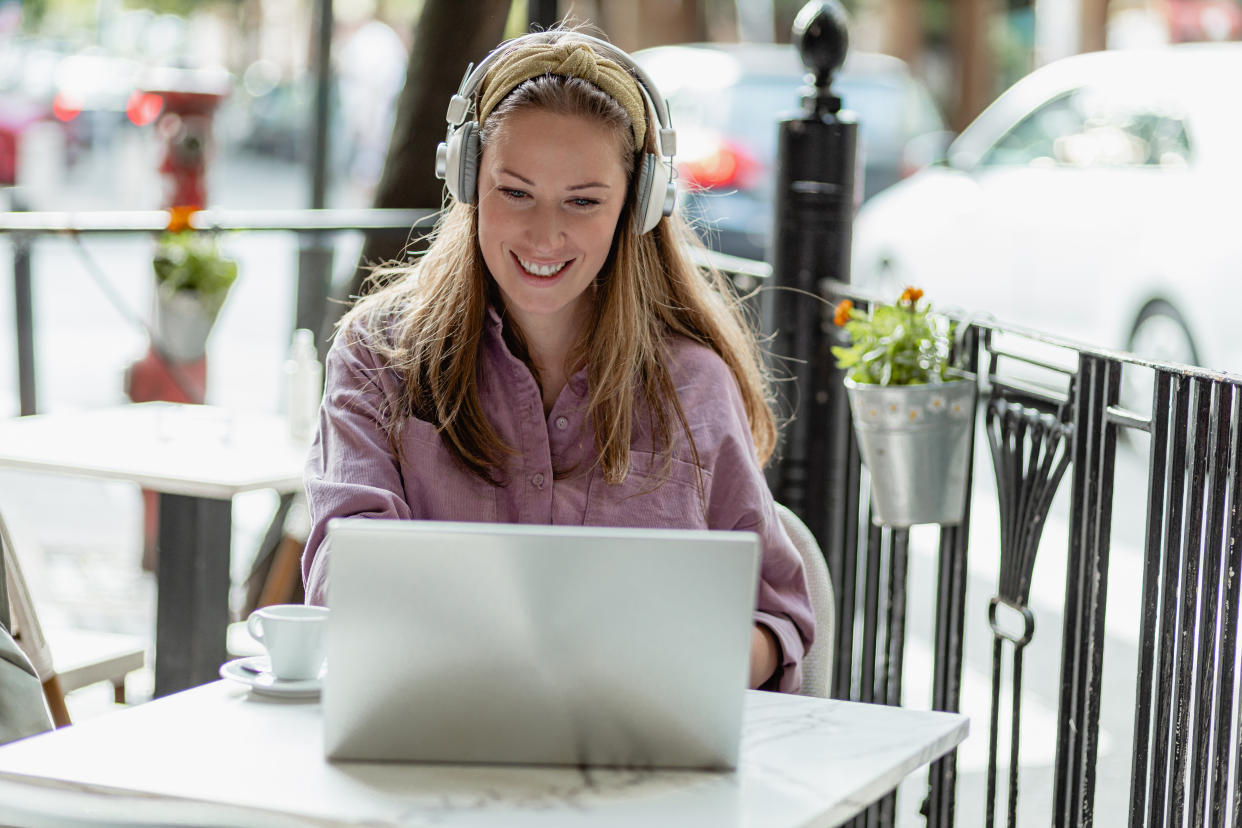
[775,503,835,698]
[1,506,146,727]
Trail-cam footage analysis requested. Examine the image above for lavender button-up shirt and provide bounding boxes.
[303,309,815,692]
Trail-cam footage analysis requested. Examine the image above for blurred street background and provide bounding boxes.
[2,0,1239,824]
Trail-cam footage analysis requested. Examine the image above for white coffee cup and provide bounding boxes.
[246,604,329,681]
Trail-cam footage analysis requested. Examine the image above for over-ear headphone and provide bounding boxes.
[434,32,677,235]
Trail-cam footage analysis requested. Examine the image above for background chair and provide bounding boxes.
[1,506,146,727]
[775,503,835,698]
[0,533,53,745]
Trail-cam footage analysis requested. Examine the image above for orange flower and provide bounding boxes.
[833,299,854,327]
[166,205,199,233]
[899,286,924,306]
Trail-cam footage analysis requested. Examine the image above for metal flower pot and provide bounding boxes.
[844,378,976,527]
[153,289,221,362]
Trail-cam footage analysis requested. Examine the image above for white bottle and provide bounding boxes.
[285,328,323,442]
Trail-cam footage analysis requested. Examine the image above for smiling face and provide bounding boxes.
[476,107,630,341]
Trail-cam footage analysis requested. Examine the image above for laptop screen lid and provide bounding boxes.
[322,519,759,769]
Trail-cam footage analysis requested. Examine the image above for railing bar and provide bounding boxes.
[1216,390,1242,828]
[926,521,969,827]
[983,345,1078,376]
[859,523,883,704]
[833,434,862,700]
[1105,404,1153,433]
[875,527,893,706]
[1169,379,1212,825]
[885,530,909,707]
[1227,384,1242,828]
[1001,411,1025,601]
[1080,358,1119,823]
[1130,370,1174,827]
[1190,382,1232,823]
[1053,357,1096,825]
[986,638,1004,828]
[0,208,435,234]
[1014,415,1044,600]
[929,520,973,825]
[986,376,1071,408]
[1151,374,1190,825]
[877,791,896,827]
[1008,647,1025,828]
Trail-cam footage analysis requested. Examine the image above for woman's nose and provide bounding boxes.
[524,204,565,250]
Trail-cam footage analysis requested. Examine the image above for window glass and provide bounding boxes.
[662,75,911,162]
[981,87,1192,169]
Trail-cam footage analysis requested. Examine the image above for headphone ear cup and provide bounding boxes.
[634,152,671,235]
[635,153,675,234]
[444,122,481,204]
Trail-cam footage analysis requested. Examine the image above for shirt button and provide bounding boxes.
[555,416,569,430]
[531,472,546,488]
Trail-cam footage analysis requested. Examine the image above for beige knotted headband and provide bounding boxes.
[477,40,647,151]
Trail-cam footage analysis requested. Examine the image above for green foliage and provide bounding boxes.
[122,0,240,15]
[831,289,956,386]
[152,231,238,313]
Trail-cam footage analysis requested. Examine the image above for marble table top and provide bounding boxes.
[0,681,968,827]
[0,402,308,499]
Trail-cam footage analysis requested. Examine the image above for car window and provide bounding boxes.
[663,74,918,163]
[665,78,805,160]
[980,87,1192,169]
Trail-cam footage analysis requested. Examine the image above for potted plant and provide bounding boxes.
[151,224,238,363]
[831,287,975,527]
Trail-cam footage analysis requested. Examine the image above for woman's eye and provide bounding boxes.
[500,188,529,200]
[569,197,600,208]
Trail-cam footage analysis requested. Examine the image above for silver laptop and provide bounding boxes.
[322,519,759,769]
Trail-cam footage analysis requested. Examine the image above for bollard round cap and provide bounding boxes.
[793,1,850,85]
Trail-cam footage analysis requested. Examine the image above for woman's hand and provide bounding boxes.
[749,624,779,689]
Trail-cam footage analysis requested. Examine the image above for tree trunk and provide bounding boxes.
[328,0,511,331]
[950,0,993,132]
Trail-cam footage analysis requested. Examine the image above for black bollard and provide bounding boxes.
[766,1,858,551]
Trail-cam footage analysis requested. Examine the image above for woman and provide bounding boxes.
[302,29,814,692]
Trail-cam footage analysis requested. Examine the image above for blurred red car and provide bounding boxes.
[1165,0,1242,41]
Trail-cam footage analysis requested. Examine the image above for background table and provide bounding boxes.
[0,403,308,695]
[0,682,969,827]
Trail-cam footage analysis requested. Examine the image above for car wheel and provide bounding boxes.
[1120,299,1200,420]
[1127,300,1200,367]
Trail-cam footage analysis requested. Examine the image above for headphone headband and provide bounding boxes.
[449,32,676,156]
[434,31,677,234]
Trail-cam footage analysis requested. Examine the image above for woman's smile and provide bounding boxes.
[513,252,573,279]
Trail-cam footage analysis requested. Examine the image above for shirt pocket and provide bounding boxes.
[584,450,707,529]
[400,419,499,522]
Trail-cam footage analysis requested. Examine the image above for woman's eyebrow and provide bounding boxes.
[497,167,535,186]
[496,168,612,191]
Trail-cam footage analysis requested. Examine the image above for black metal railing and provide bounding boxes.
[792,278,1242,827]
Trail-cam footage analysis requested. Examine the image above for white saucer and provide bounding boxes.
[219,656,322,699]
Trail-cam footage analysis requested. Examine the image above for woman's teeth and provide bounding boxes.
[517,256,568,277]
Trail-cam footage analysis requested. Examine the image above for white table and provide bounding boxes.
[0,403,308,695]
[0,682,968,827]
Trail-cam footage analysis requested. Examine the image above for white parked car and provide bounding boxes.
[851,44,1242,377]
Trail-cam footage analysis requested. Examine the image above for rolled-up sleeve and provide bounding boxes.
[680,344,816,694]
[302,326,413,604]
[707,427,815,693]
